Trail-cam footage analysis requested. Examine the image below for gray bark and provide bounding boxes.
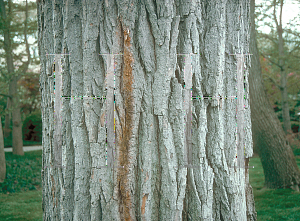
[38,0,256,220]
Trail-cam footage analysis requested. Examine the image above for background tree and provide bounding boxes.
[38,0,256,220]
[0,0,39,154]
[255,0,300,134]
[249,0,300,190]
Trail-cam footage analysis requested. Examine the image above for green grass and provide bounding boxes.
[0,150,43,220]
[0,190,42,221]
[249,156,300,220]
[0,150,300,220]
[4,139,42,148]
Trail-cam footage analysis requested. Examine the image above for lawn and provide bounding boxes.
[0,190,42,221]
[249,156,300,220]
[0,150,300,220]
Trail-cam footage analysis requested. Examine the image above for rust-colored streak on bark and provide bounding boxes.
[141,193,149,215]
[118,26,134,221]
[100,111,105,127]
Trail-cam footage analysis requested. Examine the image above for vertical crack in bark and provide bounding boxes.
[205,103,213,172]
[51,174,56,208]
[135,102,143,219]
[155,114,162,219]
[118,24,134,221]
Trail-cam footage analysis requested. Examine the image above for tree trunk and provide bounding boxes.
[249,0,300,190]
[8,76,23,155]
[4,104,11,138]
[0,117,6,182]
[275,0,292,134]
[38,0,256,220]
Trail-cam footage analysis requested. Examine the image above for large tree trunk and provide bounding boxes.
[249,0,300,190]
[0,117,6,182]
[38,0,256,220]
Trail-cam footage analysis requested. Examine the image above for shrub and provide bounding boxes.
[22,110,42,142]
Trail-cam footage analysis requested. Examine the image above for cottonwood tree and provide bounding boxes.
[38,0,256,220]
[249,0,300,190]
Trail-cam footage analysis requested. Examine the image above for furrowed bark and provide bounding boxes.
[39,0,256,220]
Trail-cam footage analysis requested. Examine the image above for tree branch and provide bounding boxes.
[260,52,281,69]
[262,74,283,90]
[258,32,278,44]
[17,0,30,82]
[279,0,283,27]
[273,0,279,29]
[0,93,12,99]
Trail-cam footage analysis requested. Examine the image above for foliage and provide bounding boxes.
[0,0,39,72]
[19,71,41,119]
[22,109,42,142]
[0,0,41,145]
[1,115,42,147]
[286,132,300,156]
[255,0,300,133]
[0,150,42,194]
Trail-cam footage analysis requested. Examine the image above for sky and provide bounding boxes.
[256,0,300,33]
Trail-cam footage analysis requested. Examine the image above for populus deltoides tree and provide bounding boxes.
[38,0,257,220]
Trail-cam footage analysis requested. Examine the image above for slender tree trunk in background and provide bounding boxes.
[11,0,32,155]
[3,105,11,138]
[275,0,292,135]
[9,74,24,155]
[38,0,256,220]
[0,117,6,182]
[249,0,300,190]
